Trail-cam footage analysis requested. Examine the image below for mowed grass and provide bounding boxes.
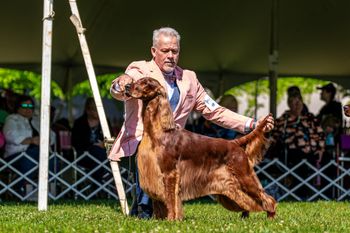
[0,200,349,233]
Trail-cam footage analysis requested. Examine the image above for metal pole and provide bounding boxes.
[68,0,129,215]
[269,0,279,117]
[38,0,54,211]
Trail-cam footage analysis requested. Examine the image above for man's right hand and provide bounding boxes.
[114,74,133,93]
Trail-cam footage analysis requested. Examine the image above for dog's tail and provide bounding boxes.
[233,114,271,166]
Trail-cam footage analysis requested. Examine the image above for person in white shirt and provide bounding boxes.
[3,95,55,188]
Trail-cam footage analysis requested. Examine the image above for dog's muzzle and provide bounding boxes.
[125,83,132,97]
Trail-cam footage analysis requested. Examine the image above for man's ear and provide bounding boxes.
[151,47,156,58]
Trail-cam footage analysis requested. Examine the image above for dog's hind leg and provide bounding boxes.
[216,195,250,219]
[240,174,277,217]
[221,187,264,213]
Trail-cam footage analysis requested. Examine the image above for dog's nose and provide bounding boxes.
[125,83,131,92]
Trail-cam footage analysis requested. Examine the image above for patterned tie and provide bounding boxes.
[166,74,180,112]
[170,81,180,112]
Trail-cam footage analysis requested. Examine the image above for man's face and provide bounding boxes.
[151,34,180,74]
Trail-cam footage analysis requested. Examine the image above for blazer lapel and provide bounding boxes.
[148,60,168,92]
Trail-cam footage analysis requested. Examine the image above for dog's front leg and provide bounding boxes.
[163,170,183,220]
[153,200,168,219]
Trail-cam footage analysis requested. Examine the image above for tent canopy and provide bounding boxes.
[1,0,350,94]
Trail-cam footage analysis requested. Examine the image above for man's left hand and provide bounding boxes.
[257,114,275,132]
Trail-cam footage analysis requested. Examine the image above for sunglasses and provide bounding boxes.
[20,103,34,109]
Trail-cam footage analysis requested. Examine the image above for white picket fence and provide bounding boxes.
[0,152,349,202]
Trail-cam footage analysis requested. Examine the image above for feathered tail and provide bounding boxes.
[233,114,271,166]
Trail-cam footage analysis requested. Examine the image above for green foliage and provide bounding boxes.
[225,77,330,117]
[71,73,122,99]
[0,68,65,100]
[0,200,349,232]
[0,68,121,100]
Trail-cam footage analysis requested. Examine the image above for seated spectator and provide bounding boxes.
[71,97,109,182]
[0,96,9,128]
[269,95,325,165]
[0,96,8,156]
[2,95,56,192]
[268,95,325,198]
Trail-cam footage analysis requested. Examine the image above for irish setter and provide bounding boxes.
[344,104,350,117]
[125,77,277,220]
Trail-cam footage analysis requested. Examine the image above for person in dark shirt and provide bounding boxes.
[71,97,109,183]
[287,86,309,115]
[316,83,342,148]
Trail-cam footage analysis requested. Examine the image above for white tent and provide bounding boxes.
[1,0,350,92]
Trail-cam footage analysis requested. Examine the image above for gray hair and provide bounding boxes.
[152,27,181,47]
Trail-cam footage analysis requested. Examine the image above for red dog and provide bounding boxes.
[125,77,277,220]
[344,104,350,117]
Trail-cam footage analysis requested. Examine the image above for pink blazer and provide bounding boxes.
[108,60,252,161]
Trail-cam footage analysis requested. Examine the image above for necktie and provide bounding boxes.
[170,82,180,112]
[165,74,180,112]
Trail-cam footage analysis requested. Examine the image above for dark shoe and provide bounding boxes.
[137,211,152,219]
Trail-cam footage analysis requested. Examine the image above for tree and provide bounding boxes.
[0,68,64,99]
[70,73,123,99]
[225,77,330,117]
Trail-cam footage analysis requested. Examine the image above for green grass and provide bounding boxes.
[0,200,349,233]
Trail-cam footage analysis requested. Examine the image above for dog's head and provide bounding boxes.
[125,77,167,101]
[344,104,350,117]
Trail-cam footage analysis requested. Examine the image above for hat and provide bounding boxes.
[317,83,336,94]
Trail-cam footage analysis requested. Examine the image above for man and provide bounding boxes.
[109,27,274,218]
[317,83,343,146]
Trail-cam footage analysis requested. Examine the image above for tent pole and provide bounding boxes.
[38,0,54,211]
[269,0,279,117]
[68,0,129,215]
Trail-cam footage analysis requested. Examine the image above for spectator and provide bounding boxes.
[0,96,9,128]
[71,97,109,183]
[0,96,8,156]
[316,83,342,148]
[287,86,309,115]
[2,95,56,193]
[268,95,325,199]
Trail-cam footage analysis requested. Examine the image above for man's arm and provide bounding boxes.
[190,73,274,133]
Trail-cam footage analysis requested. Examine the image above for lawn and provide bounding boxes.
[0,199,349,233]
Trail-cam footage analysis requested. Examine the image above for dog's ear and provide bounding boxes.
[158,95,176,131]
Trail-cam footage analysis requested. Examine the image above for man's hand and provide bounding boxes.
[257,114,275,132]
[113,74,133,93]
